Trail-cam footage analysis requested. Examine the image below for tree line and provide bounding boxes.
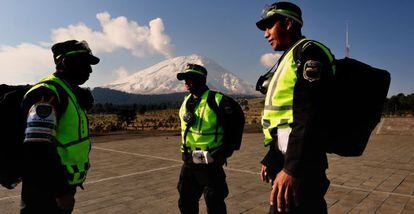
[89,102,181,115]
[383,93,414,116]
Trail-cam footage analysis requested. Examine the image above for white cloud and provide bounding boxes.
[260,53,282,68]
[0,43,53,84]
[0,12,175,85]
[148,18,174,58]
[51,12,174,58]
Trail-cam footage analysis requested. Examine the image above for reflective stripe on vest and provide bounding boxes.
[261,38,334,146]
[179,90,224,152]
[26,75,91,185]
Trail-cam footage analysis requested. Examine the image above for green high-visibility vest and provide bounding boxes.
[179,90,224,152]
[26,75,90,185]
[262,38,334,146]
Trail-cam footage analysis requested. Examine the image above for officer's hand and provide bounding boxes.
[269,170,300,213]
[56,194,75,211]
[260,164,271,183]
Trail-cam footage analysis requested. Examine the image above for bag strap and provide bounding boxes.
[293,39,337,75]
[292,39,313,66]
[207,90,224,144]
[207,90,220,118]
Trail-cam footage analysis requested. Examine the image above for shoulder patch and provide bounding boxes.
[24,103,57,144]
[303,60,323,82]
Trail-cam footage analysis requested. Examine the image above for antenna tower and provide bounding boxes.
[345,22,350,57]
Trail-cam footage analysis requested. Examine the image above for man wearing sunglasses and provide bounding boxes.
[176,63,244,214]
[21,40,99,213]
[256,2,334,213]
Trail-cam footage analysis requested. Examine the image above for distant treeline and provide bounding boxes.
[89,102,180,114]
[383,93,414,116]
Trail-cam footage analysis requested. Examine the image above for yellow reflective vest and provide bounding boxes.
[26,75,90,185]
[262,38,334,146]
[179,90,224,152]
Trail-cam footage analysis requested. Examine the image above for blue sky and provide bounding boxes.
[0,0,412,96]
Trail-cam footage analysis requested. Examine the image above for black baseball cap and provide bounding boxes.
[177,63,207,80]
[51,40,100,65]
[256,2,303,31]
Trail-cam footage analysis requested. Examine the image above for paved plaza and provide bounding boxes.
[1,118,414,213]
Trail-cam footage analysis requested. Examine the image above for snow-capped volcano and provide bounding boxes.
[106,54,257,95]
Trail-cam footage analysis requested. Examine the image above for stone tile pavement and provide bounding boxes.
[1,118,414,213]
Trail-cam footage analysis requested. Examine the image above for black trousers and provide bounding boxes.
[20,180,76,214]
[177,164,229,214]
[268,171,330,214]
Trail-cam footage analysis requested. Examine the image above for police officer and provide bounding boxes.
[256,2,334,213]
[176,63,244,214]
[21,40,99,213]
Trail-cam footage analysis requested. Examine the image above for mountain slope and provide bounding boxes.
[106,54,257,95]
